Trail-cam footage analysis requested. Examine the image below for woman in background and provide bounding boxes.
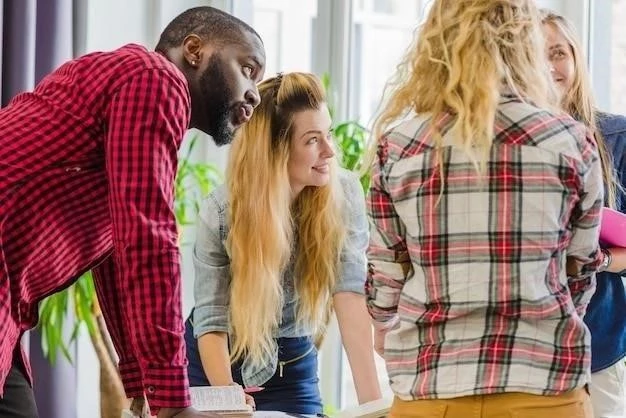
[184,72,381,414]
[543,10,626,418]
[366,1,603,417]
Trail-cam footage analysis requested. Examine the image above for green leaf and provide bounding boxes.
[174,138,223,230]
[332,116,371,192]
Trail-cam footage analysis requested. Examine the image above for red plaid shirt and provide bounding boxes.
[0,44,191,413]
[367,95,604,399]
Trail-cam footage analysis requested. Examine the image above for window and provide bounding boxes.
[251,0,318,76]
[347,0,424,127]
[341,0,425,409]
[610,0,626,113]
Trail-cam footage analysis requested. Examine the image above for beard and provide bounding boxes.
[198,55,236,146]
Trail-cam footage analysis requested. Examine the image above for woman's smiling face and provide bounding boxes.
[543,22,575,97]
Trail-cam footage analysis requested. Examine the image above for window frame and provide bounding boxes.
[588,0,611,110]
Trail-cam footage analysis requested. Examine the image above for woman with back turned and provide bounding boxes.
[366,1,603,417]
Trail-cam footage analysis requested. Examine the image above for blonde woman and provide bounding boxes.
[184,72,381,414]
[543,10,626,417]
[366,1,603,417]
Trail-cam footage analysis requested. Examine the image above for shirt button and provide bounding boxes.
[146,385,156,394]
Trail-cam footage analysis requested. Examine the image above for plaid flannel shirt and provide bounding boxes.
[0,44,191,415]
[366,94,603,400]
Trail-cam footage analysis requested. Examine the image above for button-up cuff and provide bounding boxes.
[143,365,191,416]
[119,359,143,398]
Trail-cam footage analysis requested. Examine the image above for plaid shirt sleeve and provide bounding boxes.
[92,258,143,398]
[100,67,191,414]
[566,130,604,316]
[366,138,410,325]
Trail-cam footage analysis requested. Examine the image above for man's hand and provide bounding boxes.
[157,407,221,418]
[129,396,150,418]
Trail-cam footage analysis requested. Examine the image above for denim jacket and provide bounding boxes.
[584,112,626,372]
[191,168,368,386]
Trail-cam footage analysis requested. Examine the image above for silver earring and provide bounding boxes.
[191,60,197,66]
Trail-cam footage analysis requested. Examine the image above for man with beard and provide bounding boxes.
[0,6,265,418]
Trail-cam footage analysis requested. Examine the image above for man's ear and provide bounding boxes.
[181,34,205,68]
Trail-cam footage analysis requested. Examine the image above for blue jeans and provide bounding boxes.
[184,315,323,414]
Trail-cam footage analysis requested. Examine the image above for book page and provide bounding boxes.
[190,385,251,412]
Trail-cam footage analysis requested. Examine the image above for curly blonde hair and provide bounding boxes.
[370,0,556,174]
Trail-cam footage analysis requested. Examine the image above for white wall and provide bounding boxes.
[537,0,584,31]
[537,0,564,8]
[589,0,612,110]
[85,1,153,51]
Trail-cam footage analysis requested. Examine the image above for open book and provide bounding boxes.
[190,385,253,417]
[335,397,392,418]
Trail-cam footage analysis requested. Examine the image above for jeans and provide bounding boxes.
[185,315,323,415]
[0,355,38,418]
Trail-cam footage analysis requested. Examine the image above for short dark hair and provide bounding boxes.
[155,6,261,52]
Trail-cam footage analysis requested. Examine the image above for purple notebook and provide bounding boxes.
[600,207,626,248]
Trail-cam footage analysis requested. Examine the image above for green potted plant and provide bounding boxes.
[333,120,370,191]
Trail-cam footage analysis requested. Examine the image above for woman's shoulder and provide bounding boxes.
[338,168,364,198]
[197,184,229,230]
[597,111,626,137]
[337,168,367,224]
[203,184,228,212]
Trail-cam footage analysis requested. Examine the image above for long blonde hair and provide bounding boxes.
[541,9,618,207]
[226,72,345,367]
[370,0,554,173]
